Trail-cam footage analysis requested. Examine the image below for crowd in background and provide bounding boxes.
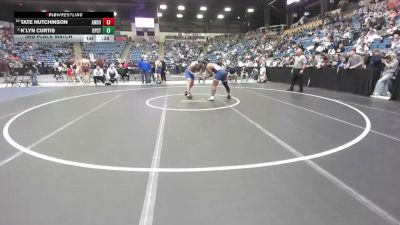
[0,26,13,53]
[199,0,399,69]
[130,41,159,62]
[164,40,204,72]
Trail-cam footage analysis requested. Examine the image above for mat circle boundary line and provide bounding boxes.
[2,86,371,173]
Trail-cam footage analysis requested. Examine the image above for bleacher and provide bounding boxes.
[369,37,392,51]
[14,42,73,66]
[1,26,74,67]
[205,54,217,63]
[82,42,127,63]
[129,42,159,62]
[163,40,204,68]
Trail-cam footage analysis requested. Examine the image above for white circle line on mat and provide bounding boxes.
[146,93,240,111]
[3,86,371,173]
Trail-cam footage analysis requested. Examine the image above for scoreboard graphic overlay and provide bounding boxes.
[14,12,115,42]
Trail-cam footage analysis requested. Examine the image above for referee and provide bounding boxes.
[287,49,307,93]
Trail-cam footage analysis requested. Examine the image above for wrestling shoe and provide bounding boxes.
[208,96,215,101]
[187,93,192,99]
[184,91,188,96]
[226,94,232,99]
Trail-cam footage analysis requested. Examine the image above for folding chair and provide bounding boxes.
[5,71,20,87]
[19,72,31,87]
[4,72,13,87]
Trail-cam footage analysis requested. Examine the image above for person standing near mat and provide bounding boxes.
[155,58,162,84]
[287,49,307,93]
[206,61,235,101]
[372,53,398,97]
[25,56,39,86]
[80,56,91,85]
[161,58,167,84]
[184,61,206,99]
[138,57,150,84]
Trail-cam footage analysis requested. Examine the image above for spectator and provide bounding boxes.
[336,43,345,53]
[53,60,60,78]
[0,57,11,80]
[366,48,383,87]
[96,56,105,68]
[138,58,149,84]
[366,29,382,44]
[257,65,268,83]
[372,53,399,97]
[93,65,105,85]
[106,63,119,84]
[388,9,398,19]
[66,65,75,84]
[161,58,167,83]
[345,49,364,69]
[123,60,129,77]
[343,28,353,40]
[391,34,400,48]
[118,63,129,82]
[308,55,318,67]
[356,33,367,46]
[356,42,369,56]
[155,58,162,83]
[25,57,39,86]
[258,66,268,83]
[331,54,343,68]
[251,67,259,80]
[241,67,249,83]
